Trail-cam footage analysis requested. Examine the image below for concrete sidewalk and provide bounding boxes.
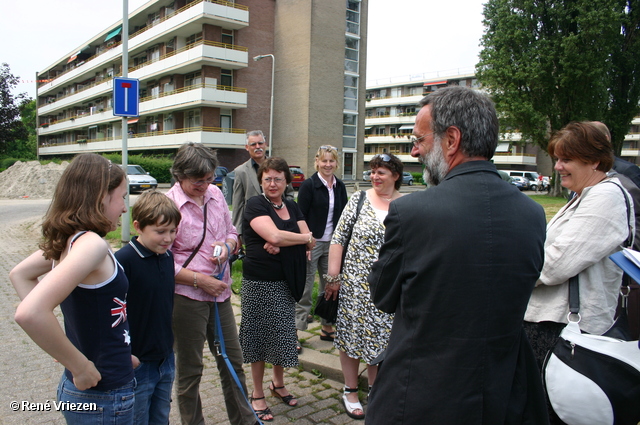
[0,200,369,425]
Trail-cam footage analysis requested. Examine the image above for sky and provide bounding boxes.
[1,0,486,100]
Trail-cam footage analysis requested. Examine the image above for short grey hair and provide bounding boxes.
[246,130,265,144]
[171,142,218,181]
[419,86,499,159]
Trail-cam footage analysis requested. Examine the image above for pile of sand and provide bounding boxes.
[0,160,69,199]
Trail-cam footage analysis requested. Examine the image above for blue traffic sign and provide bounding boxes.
[113,77,140,117]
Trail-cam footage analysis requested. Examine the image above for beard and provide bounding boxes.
[421,138,449,186]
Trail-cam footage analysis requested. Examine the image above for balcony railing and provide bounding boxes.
[38,0,248,88]
[41,106,114,128]
[139,82,247,103]
[130,0,248,40]
[128,39,247,73]
[39,125,246,148]
[40,39,247,109]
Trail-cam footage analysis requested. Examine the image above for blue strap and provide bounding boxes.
[213,301,263,425]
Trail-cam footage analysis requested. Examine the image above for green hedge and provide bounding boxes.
[102,154,173,183]
[411,171,424,184]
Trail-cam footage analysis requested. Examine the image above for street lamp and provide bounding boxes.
[253,54,275,158]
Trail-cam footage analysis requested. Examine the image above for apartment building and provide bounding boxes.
[35,0,368,179]
[364,72,548,174]
[365,71,640,175]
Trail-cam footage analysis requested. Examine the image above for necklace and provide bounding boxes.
[263,193,285,210]
[379,193,395,202]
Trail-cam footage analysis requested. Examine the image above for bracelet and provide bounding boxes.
[224,242,232,256]
[323,274,341,283]
[193,272,198,289]
[308,234,314,244]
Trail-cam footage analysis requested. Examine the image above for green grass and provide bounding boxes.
[107,194,568,297]
[529,194,568,222]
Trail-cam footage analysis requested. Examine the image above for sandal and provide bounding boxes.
[250,395,273,422]
[343,386,365,420]
[296,339,302,354]
[269,381,298,406]
[320,329,335,341]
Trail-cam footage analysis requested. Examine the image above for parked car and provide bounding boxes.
[511,176,529,191]
[363,170,372,181]
[402,172,414,186]
[497,170,514,183]
[506,170,541,186]
[214,166,228,187]
[125,164,157,193]
[289,166,305,189]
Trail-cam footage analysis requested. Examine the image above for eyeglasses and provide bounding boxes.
[189,176,215,186]
[263,177,285,184]
[248,140,265,147]
[411,132,434,148]
[373,154,392,162]
[319,145,337,151]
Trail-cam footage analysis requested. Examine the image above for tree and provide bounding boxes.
[14,99,37,159]
[0,63,30,157]
[477,0,640,193]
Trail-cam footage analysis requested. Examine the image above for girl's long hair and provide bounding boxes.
[40,154,125,260]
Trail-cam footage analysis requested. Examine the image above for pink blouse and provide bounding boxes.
[166,183,238,302]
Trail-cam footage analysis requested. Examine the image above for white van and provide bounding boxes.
[502,170,541,190]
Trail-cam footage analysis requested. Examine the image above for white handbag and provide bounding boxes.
[543,276,640,425]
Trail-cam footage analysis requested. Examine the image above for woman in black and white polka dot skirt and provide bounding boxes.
[239,157,315,422]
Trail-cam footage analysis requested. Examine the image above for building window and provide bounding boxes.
[185,71,202,87]
[164,114,174,131]
[346,0,360,35]
[221,115,231,131]
[186,32,203,45]
[221,69,233,87]
[343,113,357,149]
[187,109,200,128]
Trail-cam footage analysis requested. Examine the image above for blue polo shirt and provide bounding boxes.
[115,236,175,362]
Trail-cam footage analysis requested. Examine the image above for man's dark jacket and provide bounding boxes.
[367,161,549,425]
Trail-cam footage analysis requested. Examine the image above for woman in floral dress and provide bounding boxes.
[324,153,404,420]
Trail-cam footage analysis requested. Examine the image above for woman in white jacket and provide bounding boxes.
[524,121,633,424]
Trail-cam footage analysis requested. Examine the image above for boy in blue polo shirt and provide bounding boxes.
[115,189,181,424]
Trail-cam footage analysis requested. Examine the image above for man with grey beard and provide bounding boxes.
[232,130,293,241]
[366,86,549,424]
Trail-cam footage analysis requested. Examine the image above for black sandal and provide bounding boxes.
[320,329,335,341]
[250,395,273,422]
[269,381,298,406]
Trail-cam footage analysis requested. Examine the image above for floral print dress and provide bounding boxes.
[331,191,394,363]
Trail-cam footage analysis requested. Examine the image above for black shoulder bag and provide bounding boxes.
[314,190,365,323]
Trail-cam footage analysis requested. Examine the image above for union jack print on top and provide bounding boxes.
[111,297,127,328]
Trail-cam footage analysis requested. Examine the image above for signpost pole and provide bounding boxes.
[121,0,130,243]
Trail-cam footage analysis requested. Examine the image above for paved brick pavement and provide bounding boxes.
[0,198,369,424]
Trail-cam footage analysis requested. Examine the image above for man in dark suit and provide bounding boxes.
[232,130,293,241]
[367,86,549,424]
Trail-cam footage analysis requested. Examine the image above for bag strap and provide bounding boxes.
[604,180,633,248]
[568,275,580,315]
[342,190,366,256]
[568,180,633,316]
[182,205,208,268]
[212,302,264,424]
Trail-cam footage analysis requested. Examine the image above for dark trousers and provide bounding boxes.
[173,295,255,425]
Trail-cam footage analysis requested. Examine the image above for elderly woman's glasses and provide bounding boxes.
[411,132,434,148]
[263,177,285,184]
[189,176,215,186]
